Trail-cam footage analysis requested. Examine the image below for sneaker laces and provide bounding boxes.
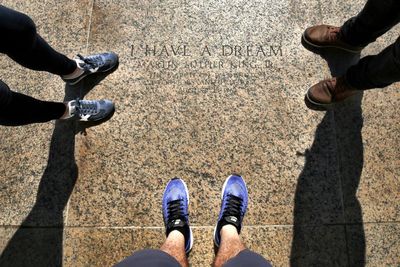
[74,99,98,117]
[167,199,186,222]
[77,54,104,70]
[222,194,243,218]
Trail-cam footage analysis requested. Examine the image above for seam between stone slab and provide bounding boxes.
[85,0,95,54]
[331,110,350,267]
[331,111,347,225]
[4,221,399,229]
[63,0,96,228]
[62,1,95,265]
[63,0,95,230]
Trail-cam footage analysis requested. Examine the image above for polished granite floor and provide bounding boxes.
[0,1,399,266]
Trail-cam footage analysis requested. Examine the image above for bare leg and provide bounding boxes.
[161,230,189,267]
[213,225,246,267]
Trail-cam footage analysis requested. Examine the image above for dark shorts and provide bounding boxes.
[114,249,272,267]
[0,80,12,112]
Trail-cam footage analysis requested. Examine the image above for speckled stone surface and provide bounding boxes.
[339,88,400,223]
[0,0,91,226]
[67,0,344,228]
[347,223,400,266]
[0,0,399,266]
[63,228,139,267]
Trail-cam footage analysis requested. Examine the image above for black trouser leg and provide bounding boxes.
[0,80,66,126]
[340,0,400,47]
[339,0,400,89]
[0,5,76,75]
[346,37,400,90]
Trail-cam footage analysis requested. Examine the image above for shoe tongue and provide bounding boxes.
[168,218,185,228]
[224,215,240,228]
[166,219,188,241]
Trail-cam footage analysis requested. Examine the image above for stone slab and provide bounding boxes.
[67,0,346,227]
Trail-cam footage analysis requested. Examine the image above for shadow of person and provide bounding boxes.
[0,67,117,267]
[290,48,366,266]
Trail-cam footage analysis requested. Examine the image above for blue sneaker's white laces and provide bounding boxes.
[75,99,98,116]
[77,54,104,70]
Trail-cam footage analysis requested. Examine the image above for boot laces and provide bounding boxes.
[327,26,340,42]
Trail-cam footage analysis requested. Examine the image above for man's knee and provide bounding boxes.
[114,249,181,267]
[222,250,272,267]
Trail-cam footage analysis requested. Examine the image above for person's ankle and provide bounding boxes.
[167,224,189,245]
[62,60,84,80]
[59,102,71,120]
[221,224,239,238]
[168,229,185,241]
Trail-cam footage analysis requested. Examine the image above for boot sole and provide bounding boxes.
[304,88,360,111]
[301,32,363,54]
[304,89,333,111]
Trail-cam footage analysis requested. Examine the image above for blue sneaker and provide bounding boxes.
[63,52,119,85]
[162,178,193,254]
[214,174,248,247]
[65,99,115,122]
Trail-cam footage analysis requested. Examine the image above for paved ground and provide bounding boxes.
[0,0,399,266]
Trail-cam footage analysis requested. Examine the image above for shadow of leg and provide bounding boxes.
[290,112,348,266]
[334,94,365,267]
[0,116,77,267]
[0,73,112,266]
[327,48,365,267]
[0,65,118,267]
[291,48,365,266]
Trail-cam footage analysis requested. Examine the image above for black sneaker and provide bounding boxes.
[63,52,119,85]
[162,178,193,254]
[214,174,248,247]
[66,99,115,122]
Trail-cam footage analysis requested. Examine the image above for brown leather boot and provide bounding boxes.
[302,25,364,53]
[305,76,359,110]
